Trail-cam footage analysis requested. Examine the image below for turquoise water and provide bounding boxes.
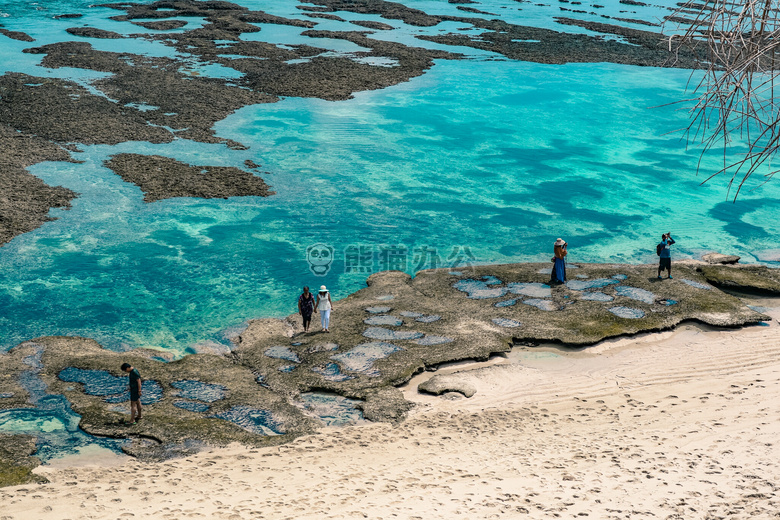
[0,0,779,359]
[0,343,125,460]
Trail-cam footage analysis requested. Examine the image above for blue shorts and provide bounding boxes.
[659,257,671,270]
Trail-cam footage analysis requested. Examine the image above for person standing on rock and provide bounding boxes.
[550,238,568,284]
[121,362,142,424]
[657,232,676,279]
[315,285,334,333]
[298,286,316,333]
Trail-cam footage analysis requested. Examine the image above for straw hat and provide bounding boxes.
[554,238,565,246]
[319,285,328,292]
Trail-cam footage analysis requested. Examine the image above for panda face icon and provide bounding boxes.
[306,243,334,276]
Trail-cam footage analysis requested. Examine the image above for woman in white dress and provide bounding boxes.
[315,285,334,333]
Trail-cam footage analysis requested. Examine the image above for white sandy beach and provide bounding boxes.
[2,302,779,520]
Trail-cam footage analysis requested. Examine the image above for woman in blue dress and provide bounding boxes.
[550,238,568,284]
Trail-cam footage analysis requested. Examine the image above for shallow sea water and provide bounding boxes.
[2,48,778,353]
[2,0,779,460]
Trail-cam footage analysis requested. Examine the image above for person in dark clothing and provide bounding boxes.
[298,286,316,333]
[657,233,676,279]
[121,362,142,424]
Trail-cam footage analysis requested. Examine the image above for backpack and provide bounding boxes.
[656,242,664,256]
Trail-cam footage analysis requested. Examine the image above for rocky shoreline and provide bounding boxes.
[1,260,778,486]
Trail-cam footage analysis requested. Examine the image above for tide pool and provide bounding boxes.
[1,2,779,358]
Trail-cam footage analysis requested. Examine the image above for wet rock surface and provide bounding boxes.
[104,154,272,202]
[697,264,780,294]
[233,263,768,418]
[233,270,513,402]
[29,336,318,459]
[0,434,46,487]
[0,344,32,409]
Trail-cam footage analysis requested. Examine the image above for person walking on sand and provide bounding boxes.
[121,362,142,424]
[657,232,675,279]
[550,238,568,284]
[315,285,333,333]
[298,285,316,333]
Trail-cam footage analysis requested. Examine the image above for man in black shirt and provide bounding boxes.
[121,363,142,424]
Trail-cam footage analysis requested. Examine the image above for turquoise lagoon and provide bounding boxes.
[1,0,779,359]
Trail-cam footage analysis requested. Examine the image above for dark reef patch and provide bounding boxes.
[303,0,442,26]
[305,12,346,21]
[0,339,34,407]
[26,42,275,145]
[104,154,273,202]
[456,6,497,15]
[418,16,698,67]
[131,19,189,30]
[237,29,457,100]
[0,125,77,247]
[0,72,174,145]
[65,26,124,39]
[102,0,315,29]
[350,19,395,30]
[0,28,35,42]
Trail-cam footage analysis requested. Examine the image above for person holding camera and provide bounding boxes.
[657,232,675,279]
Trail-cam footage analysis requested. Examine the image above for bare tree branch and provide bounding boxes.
[663,0,780,199]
